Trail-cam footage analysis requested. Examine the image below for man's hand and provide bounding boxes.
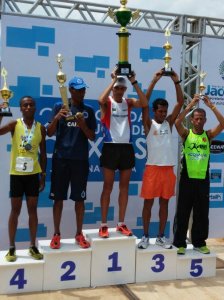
[171,70,180,83]
[54,105,69,121]
[189,94,200,108]
[111,67,118,80]
[202,95,213,109]
[39,174,46,192]
[151,69,163,84]
[127,71,136,84]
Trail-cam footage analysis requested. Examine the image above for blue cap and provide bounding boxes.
[68,76,89,89]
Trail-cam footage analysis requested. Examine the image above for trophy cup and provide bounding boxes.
[199,71,207,98]
[108,0,140,75]
[0,68,13,117]
[56,53,69,111]
[56,54,83,121]
[162,28,173,76]
[185,70,207,118]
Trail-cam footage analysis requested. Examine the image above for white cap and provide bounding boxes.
[113,76,127,88]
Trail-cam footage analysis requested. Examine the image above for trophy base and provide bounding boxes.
[162,67,174,76]
[116,63,132,76]
[66,115,76,121]
[0,110,12,117]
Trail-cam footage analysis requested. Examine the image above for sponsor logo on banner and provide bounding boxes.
[210,140,224,153]
[210,193,223,202]
[210,169,222,183]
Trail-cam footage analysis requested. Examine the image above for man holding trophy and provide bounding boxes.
[0,95,46,262]
[138,69,184,250]
[48,55,96,249]
[173,93,224,255]
[98,69,148,238]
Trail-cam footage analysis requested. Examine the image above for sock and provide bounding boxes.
[117,222,124,227]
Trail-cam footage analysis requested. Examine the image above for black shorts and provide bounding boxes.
[49,157,89,201]
[10,174,39,198]
[100,143,135,170]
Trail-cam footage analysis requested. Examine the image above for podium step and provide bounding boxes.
[0,249,44,294]
[176,244,216,279]
[84,228,136,287]
[136,238,177,282]
[39,239,91,290]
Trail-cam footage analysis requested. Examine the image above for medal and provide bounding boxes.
[21,118,36,151]
[24,143,32,151]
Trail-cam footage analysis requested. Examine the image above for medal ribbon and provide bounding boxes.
[21,118,36,148]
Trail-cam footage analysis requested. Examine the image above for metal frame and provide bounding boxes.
[1,0,224,100]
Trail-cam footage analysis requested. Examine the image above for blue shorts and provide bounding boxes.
[49,157,89,201]
[10,174,39,198]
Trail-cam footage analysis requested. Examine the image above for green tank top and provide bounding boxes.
[10,118,42,175]
[184,129,210,179]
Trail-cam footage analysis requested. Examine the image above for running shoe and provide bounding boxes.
[177,247,186,255]
[155,235,172,249]
[29,246,43,260]
[50,234,61,249]
[5,247,16,262]
[193,245,210,254]
[75,233,90,249]
[99,226,109,238]
[138,236,150,249]
[116,224,133,236]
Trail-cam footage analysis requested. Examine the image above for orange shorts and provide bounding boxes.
[140,165,176,200]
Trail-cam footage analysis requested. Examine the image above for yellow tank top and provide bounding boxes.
[10,118,42,175]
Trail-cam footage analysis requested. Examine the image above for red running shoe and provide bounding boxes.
[50,234,61,249]
[116,224,133,236]
[99,226,109,238]
[75,233,90,249]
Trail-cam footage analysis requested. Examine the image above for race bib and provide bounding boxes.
[15,157,34,172]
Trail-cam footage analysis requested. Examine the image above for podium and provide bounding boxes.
[38,239,91,290]
[84,228,136,287]
[0,232,217,294]
[136,238,177,282]
[176,244,216,279]
[0,249,44,294]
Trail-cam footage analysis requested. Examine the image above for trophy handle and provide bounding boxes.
[59,86,69,110]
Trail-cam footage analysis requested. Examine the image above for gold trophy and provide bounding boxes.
[162,28,173,76]
[199,71,207,98]
[56,54,83,121]
[56,53,69,111]
[185,70,207,118]
[108,0,140,75]
[0,67,13,117]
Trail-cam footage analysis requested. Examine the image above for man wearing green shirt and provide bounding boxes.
[173,94,224,255]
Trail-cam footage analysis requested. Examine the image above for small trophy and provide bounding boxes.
[108,0,140,75]
[199,71,207,98]
[185,70,207,118]
[162,28,173,76]
[0,68,13,117]
[56,54,69,111]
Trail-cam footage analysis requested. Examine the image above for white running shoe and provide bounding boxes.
[138,236,150,249]
[155,236,172,249]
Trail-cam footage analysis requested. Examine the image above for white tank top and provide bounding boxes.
[146,119,175,166]
[101,96,131,143]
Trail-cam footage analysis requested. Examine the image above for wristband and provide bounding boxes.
[211,105,216,111]
[175,80,182,85]
[131,80,138,86]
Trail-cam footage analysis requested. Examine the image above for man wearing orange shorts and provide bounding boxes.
[138,69,184,249]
